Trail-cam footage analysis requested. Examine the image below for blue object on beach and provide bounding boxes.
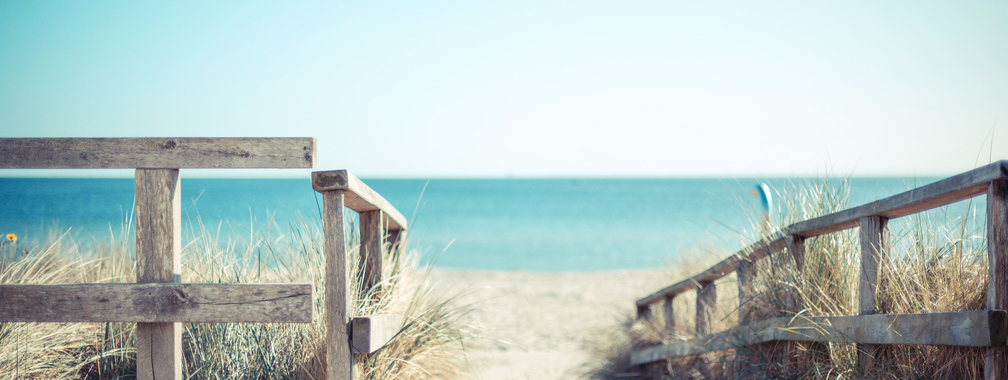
[751,183,772,217]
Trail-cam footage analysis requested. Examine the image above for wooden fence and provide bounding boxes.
[633,160,1008,379]
[0,138,409,380]
[312,169,408,379]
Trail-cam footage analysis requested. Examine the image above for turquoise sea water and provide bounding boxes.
[0,176,982,271]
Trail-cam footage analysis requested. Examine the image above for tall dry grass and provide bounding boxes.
[591,176,991,379]
[759,178,989,379]
[0,212,476,379]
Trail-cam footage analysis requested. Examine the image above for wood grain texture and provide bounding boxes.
[135,169,182,380]
[858,216,889,314]
[351,314,405,354]
[858,215,889,374]
[136,323,180,380]
[135,169,181,284]
[987,180,1008,380]
[696,281,716,335]
[322,190,353,380]
[0,137,316,169]
[630,310,1008,366]
[311,170,407,231]
[359,211,384,297]
[789,160,1007,237]
[0,283,313,323]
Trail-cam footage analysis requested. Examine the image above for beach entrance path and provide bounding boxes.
[431,269,666,379]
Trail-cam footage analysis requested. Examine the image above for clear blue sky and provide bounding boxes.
[1,1,1006,178]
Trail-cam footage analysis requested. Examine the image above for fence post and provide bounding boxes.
[736,259,756,324]
[637,304,652,320]
[788,235,806,273]
[359,211,384,298]
[134,169,182,380]
[323,190,353,380]
[858,215,889,375]
[785,235,817,369]
[696,281,716,335]
[663,294,676,335]
[385,229,405,274]
[987,180,1007,380]
[785,235,807,314]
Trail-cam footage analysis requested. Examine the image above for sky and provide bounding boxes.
[1,1,1006,178]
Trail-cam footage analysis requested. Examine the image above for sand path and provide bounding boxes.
[430,269,668,379]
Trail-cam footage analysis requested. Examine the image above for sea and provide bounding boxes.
[0,176,986,271]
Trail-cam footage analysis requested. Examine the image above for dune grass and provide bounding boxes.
[590,176,991,379]
[0,212,476,379]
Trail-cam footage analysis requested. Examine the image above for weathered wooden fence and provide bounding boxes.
[0,138,410,380]
[312,169,408,379]
[633,160,1008,379]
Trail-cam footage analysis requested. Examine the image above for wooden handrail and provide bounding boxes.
[0,283,312,323]
[789,160,1007,237]
[632,160,1008,378]
[636,160,1008,308]
[312,170,409,379]
[637,233,786,308]
[312,170,408,231]
[630,310,1007,366]
[0,137,316,169]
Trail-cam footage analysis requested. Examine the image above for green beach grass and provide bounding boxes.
[590,176,990,379]
[0,213,477,379]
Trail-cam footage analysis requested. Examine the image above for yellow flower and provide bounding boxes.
[5,234,15,243]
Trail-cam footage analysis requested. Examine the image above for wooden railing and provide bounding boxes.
[633,160,1008,379]
[0,138,409,380]
[312,169,408,379]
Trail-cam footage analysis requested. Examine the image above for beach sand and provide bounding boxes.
[429,268,670,379]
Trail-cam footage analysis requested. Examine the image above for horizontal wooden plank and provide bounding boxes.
[351,314,405,354]
[0,138,316,169]
[636,233,786,307]
[0,283,313,323]
[311,170,408,231]
[789,160,1008,237]
[630,310,1007,366]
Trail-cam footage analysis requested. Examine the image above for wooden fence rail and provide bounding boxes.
[0,138,409,380]
[312,169,408,379]
[0,138,318,379]
[632,310,1007,364]
[633,160,1008,379]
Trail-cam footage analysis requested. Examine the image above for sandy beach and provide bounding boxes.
[429,268,670,379]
